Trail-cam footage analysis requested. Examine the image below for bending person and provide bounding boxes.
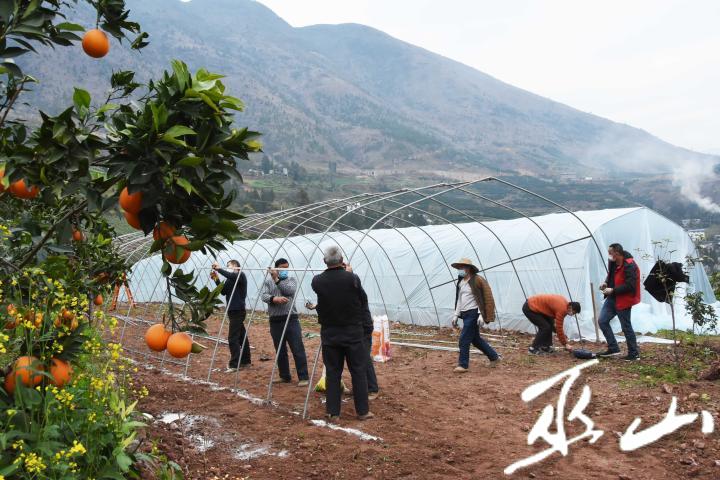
[523,294,580,354]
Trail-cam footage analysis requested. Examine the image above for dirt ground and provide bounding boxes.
[112,304,720,479]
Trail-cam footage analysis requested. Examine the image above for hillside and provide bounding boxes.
[15,0,718,176]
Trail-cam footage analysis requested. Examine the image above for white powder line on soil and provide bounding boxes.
[310,419,382,442]
[234,443,289,461]
[391,340,518,352]
[131,359,382,442]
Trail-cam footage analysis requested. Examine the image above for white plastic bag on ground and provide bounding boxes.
[371,314,391,362]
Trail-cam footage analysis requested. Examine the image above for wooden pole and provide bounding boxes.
[590,282,600,343]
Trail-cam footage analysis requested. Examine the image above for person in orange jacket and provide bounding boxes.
[523,294,581,354]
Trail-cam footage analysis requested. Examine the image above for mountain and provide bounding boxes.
[16,0,718,177]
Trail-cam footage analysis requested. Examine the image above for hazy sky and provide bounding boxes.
[258,0,720,154]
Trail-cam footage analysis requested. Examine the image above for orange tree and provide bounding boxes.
[0,0,260,477]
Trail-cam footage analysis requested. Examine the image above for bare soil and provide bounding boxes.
[112,304,720,479]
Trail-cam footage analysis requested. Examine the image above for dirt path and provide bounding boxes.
[117,308,720,479]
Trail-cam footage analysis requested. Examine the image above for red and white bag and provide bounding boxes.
[371,315,391,362]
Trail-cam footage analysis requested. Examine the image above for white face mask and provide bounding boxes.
[457,270,466,278]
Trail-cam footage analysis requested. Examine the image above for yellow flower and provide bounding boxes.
[23,452,46,473]
[68,440,86,456]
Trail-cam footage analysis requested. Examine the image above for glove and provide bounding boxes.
[602,288,613,296]
[451,317,459,328]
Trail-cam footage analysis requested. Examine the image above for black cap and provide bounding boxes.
[274,258,289,268]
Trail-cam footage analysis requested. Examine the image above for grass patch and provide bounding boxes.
[655,328,720,343]
[625,363,693,386]
[622,331,720,387]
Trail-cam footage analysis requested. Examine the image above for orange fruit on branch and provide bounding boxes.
[72,229,84,242]
[61,308,75,322]
[166,332,193,358]
[9,179,39,199]
[82,29,110,58]
[49,358,73,388]
[163,235,191,264]
[3,373,15,396]
[145,323,172,352]
[93,294,104,306]
[13,356,44,388]
[153,221,176,241]
[119,187,143,214]
[124,211,141,230]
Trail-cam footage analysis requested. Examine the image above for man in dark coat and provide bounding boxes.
[311,245,373,420]
[211,260,250,371]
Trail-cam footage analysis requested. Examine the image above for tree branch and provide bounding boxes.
[0,78,29,129]
[0,256,22,274]
[17,200,88,269]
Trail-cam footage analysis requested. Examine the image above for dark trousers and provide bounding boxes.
[458,309,499,368]
[523,301,555,349]
[364,332,379,393]
[322,340,369,416]
[269,315,309,381]
[228,310,251,368]
[599,297,639,356]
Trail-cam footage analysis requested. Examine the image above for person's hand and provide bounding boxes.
[305,302,317,310]
[345,263,353,273]
[564,343,573,352]
[210,270,218,280]
[602,288,613,296]
[274,296,289,304]
[268,267,279,281]
[211,262,219,271]
[599,282,607,291]
[451,317,458,328]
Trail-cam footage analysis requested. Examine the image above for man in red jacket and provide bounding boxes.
[597,243,642,361]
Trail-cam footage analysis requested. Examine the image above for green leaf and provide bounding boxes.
[176,156,203,167]
[164,125,196,138]
[0,47,29,58]
[171,59,189,92]
[175,177,194,195]
[1,61,22,77]
[97,103,119,114]
[160,125,196,146]
[115,451,133,472]
[56,22,86,32]
[73,88,91,112]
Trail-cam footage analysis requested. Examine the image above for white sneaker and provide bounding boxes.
[454,366,468,373]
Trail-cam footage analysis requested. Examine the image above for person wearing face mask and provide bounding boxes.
[451,258,500,372]
[596,243,642,361]
[211,260,250,372]
[261,258,310,386]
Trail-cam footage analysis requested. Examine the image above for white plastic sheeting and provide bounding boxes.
[127,207,717,339]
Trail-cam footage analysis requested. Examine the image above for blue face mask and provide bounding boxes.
[457,270,466,278]
[278,271,288,280]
